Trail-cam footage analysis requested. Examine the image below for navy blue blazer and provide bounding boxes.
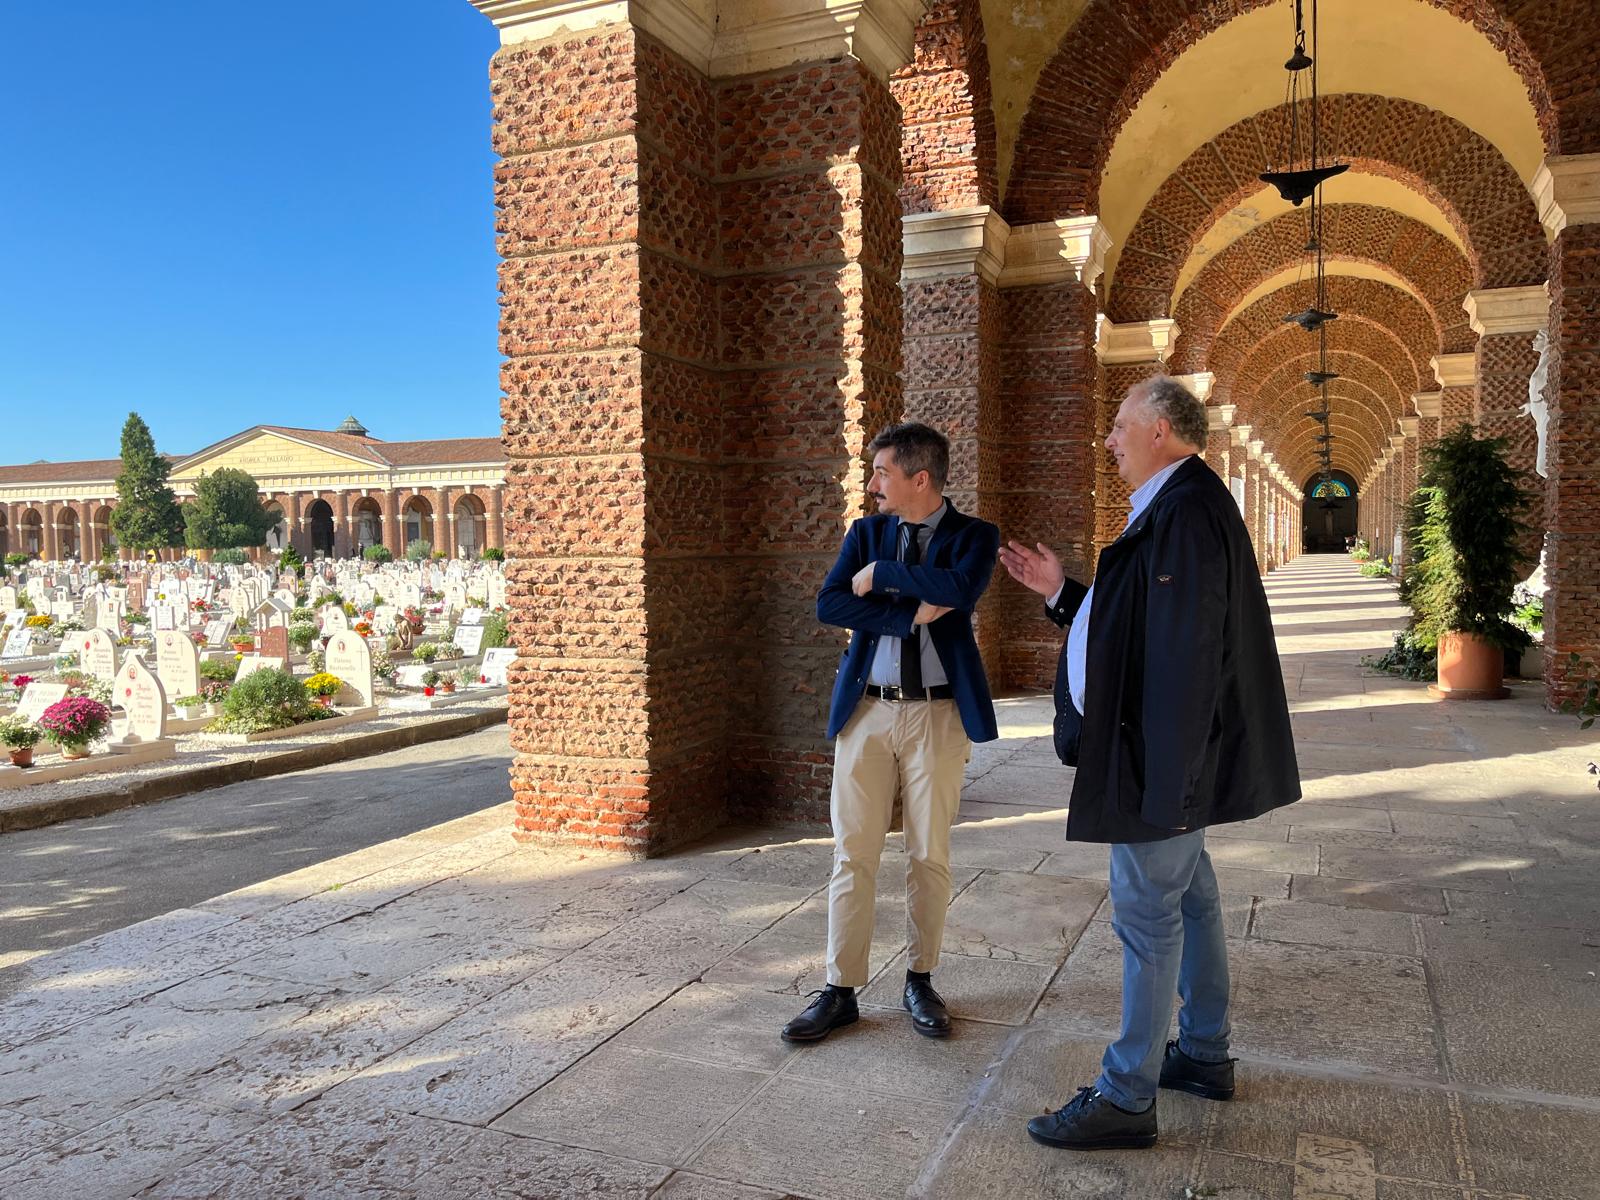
[817,501,1000,743]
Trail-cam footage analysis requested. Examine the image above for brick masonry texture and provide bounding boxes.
[892,0,998,214]
[492,28,902,852]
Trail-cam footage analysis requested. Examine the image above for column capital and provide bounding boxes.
[902,207,1008,284]
[1174,371,1215,403]
[1464,284,1550,336]
[1398,416,1420,439]
[1247,439,1265,460]
[1001,217,1112,291]
[1531,152,1600,240]
[472,0,925,82]
[1389,434,1407,452]
[1095,317,1180,365]
[1411,391,1442,419]
[1206,403,1237,432]
[1230,423,1253,448]
[1430,353,1476,389]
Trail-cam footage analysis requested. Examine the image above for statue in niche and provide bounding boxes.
[1522,329,1551,478]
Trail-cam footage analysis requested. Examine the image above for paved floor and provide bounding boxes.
[0,725,513,971]
[1,555,1597,1199]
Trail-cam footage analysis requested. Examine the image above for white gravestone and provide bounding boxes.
[453,625,485,658]
[321,606,349,634]
[156,630,201,701]
[115,655,167,743]
[2,628,35,660]
[457,607,484,627]
[0,586,16,611]
[396,664,431,688]
[479,648,515,686]
[79,629,118,679]
[234,655,286,683]
[154,606,176,631]
[203,618,232,647]
[95,602,122,632]
[18,682,70,722]
[443,584,467,613]
[325,632,374,708]
[486,573,507,609]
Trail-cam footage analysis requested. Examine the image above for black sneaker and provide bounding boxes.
[1158,1040,1236,1101]
[1026,1086,1158,1151]
[780,986,859,1044]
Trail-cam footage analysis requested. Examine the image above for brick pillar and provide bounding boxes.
[284,492,303,556]
[1466,285,1549,567]
[1535,154,1600,707]
[1389,434,1411,573]
[488,485,504,552]
[428,487,451,557]
[1412,392,1442,450]
[1204,402,1235,480]
[332,492,351,557]
[477,0,914,850]
[76,499,95,562]
[1431,352,1476,435]
[383,490,403,558]
[1246,443,1266,573]
[41,502,59,562]
[1095,319,1180,557]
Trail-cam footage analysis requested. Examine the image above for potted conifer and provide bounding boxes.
[1400,426,1534,700]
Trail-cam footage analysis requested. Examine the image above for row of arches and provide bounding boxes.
[261,493,489,557]
[0,505,117,561]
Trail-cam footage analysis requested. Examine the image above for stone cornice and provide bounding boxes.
[1464,284,1550,337]
[1175,372,1215,404]
[1096,317,1181,365]
[1531,152,1600,241]
[902,208,1008,285]
[1247,439,1264,461]
[471,0,925,81]
[1398,416,1420,439]
[1001,217,1112,291]
[1430,353,1476,390]
[1411,392,1442,419]
[1206,403,1236,432]
[1389,435,1407,452]
[1230,424,1253,448]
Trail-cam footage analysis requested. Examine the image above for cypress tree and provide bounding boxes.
[109,413,185,551]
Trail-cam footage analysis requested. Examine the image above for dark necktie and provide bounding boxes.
[900,522,924,694]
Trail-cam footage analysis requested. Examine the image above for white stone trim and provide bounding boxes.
[1206,403,1236,432]
[1095,317,1181,365]
[1411,392,1442,419]
[902,208,1007,285]
[1531,153,1600,241]
[1464,284,1550,337]
[1001,217,1112,290]
[1175,372,1215,404]
[1398,416,1420,439]
[1230,423,1253,449]
[1430,353,1476,389]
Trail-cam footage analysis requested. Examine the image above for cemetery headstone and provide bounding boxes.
[116,655,167,743]
[203,618,232,648]
[2,627,36,660]
[155,630,201,701]
[457,607,484,627]
[325,632,374,708]
[453,625,485,658]
[234,655,286,683]
[321,607,349,634]
[18,682,70,722]
[479,647,516,686]
[79,629,119,679]
[0,586,17,611]
[257,625,289,662]
[95,602,121,632]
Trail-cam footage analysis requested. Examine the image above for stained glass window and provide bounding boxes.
[1312,479,1351,498]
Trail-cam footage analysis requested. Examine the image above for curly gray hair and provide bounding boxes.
[1133,376,1208,449]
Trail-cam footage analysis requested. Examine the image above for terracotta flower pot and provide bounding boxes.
[8,748,32,768]
[1430,631,1510,701]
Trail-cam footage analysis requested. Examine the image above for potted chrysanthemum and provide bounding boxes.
[0,715,42,767]
[37,696,111,759]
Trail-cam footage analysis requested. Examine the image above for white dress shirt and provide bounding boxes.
[868,501,950,687]
[1051,456,1193,715]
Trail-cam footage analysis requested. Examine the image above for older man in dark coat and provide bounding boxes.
[1000,375,1300,1151]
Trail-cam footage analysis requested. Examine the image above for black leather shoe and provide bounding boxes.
[1027,1087,1158,1151]
[1158,1040,1236,1101]
[903,977,951,1038]
[780,987,859,1044]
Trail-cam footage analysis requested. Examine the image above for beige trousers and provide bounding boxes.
[826,697,970,987]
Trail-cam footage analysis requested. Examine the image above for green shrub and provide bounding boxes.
[480,547,505,562]
[287,620,318,653]
[213,667,312,733]
[198,657,240,683]
[363,545,393,563]
[405,538,432,563]
[277,545,304,571]
[1363,630,1437,682]
[213,548,248,566]
[1358,559,1390,578]
[480,610,509,651]
[5,552,31,568]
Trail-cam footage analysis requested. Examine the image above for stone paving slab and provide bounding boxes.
[0,558,1597,1198]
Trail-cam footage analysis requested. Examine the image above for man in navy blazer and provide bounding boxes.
[780,422,1001,1045]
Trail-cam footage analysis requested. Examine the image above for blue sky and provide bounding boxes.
[0,2,502,463]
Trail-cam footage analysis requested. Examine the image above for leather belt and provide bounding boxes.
[866,683,955,702]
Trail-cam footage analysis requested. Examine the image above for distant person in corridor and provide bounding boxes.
[999,375,1300,1151]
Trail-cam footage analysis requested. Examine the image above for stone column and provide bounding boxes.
[1412,392,1442,451]
[427,487,450,558]
[41,502,59,562]
[1465,285,1549,479]
[283,492,302,555]
[76,499,95,562]
[329,491,348,558]
[1247,441,1266,573]
[473,0,917,851]
[488,485,505,552]
[1430,352,1477,435]
[383,490,403,558]
[1204,401,1235,481]
[1533,152,1600,706]
[1095,318,1180,557]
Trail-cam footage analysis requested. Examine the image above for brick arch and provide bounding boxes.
[1107,96,1543,321]
[1215,278,1439,405]
[893,0,999,215]
[1251,363,1402,452]
[1281,414,1385,472]
[1169,205,1475,373]
[1004,0,1564,222]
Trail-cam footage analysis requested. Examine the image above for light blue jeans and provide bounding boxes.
[1095,829,1232,1112]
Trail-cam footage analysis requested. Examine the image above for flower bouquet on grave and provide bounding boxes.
[0,714,42,767]
[38,697,111,760]
[304,672,343,707]
[352,621,373,639]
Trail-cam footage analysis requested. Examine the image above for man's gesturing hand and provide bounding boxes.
[998,540,1066,598]
[851,562,876,597]
[913,602,951,625]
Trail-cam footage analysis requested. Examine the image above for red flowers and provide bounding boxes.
[38,697,111,745]
[11,675,33,690]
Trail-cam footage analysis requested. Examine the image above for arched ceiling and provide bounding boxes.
[997,0,1555,223]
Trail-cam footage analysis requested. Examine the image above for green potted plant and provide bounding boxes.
[211,667,312,733]
[413,641,440,664]
[304,672,344,707]
[230,616,255,654]
[1400,426,1534,700]
[421,668,441,697]
[287,620,318,654]
[0,715,42,768]
[456,665,478,691]
[171,694,207,721]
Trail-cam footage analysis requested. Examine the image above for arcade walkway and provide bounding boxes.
[0,556,1595,1198]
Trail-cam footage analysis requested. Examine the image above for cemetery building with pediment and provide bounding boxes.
[0,418,506,560]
